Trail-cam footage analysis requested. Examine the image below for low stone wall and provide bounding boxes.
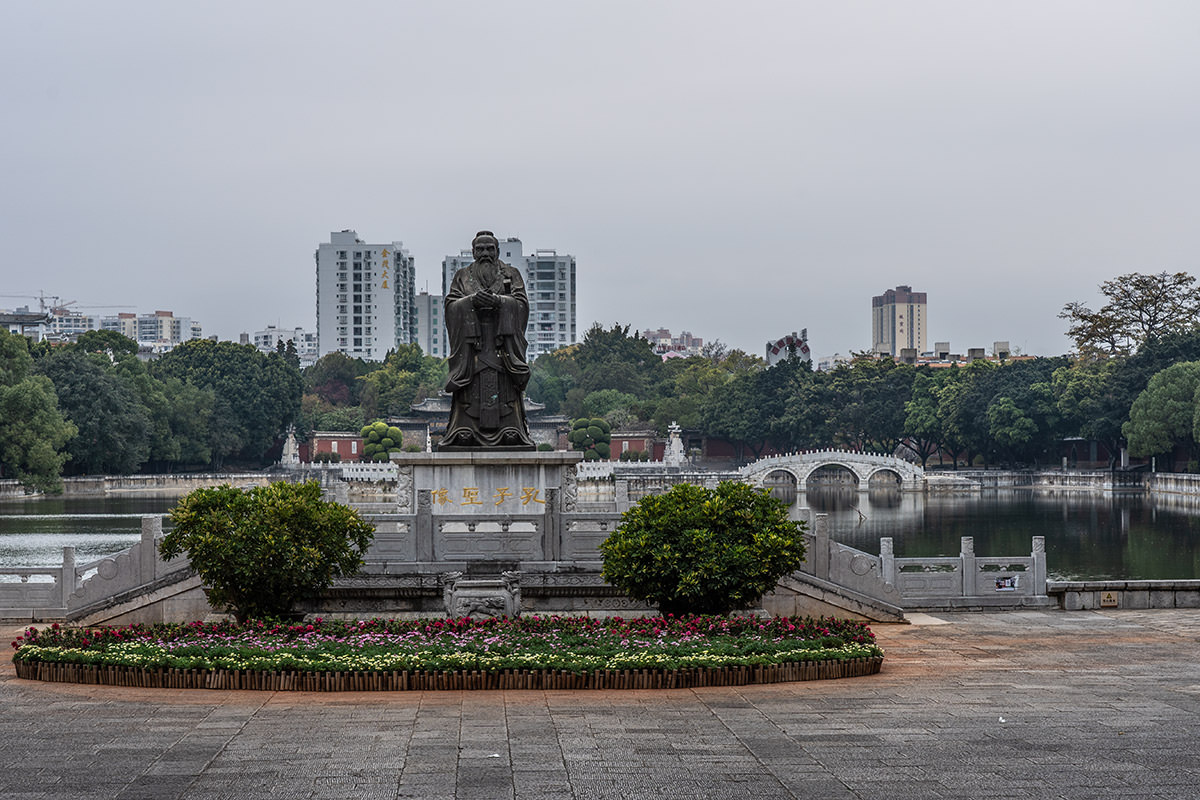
[1047,580,1200,610]
[1146,473,1200,496]
[61,473,274,496]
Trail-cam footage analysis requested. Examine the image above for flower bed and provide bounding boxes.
[11,616,884,691]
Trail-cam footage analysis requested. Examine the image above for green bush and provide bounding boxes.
[570,416,613,461]
[403,443,422,452]
[379,437,395,450]
[537,442,554,451]
[387,426,403,442]
[159,482,374,623]
[600,482,807,616]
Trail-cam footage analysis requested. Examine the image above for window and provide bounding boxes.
[351,441,358,454]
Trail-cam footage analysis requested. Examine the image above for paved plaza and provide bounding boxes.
[2,609,1199,799]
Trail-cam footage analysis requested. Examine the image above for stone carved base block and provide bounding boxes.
[441,571,521,618]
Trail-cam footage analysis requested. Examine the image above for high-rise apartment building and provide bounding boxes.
[442,236,575,360]
[315,230,417,361]
[414,291,446,359]
[871,285,927,357]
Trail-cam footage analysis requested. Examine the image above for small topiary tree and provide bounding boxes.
[159,481,375,623]
[569,417,612,460]
[599,481,806,616]
[360,419,404,461]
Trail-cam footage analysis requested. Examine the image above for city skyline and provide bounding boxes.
[4,4,1199,359]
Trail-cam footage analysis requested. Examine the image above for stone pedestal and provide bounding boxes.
[389,451,583,564]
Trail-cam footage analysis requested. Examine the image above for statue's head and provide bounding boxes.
[472,230,499,264]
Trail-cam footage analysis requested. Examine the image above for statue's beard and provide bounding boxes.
[476,259,498,286]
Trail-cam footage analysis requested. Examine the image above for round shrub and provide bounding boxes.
[159,482,374,624]
[537,443,554,451]
[594,442,611,459]
[387,426,403,442]
[600,481,807,616]
[379,437,395,450]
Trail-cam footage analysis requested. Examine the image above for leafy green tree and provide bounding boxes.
[75,330,138,357]
[701,371,767,461]
[36,349,151,474]
[152,339,302,466]
[987,396,1039,462]
[1123,361,1200,460]
[526,344,580,414]
[0,330,76,491]
[1061,271,1200,358]
[159,481,374,623]
[827,359,914,453]
[358,344,446,420]
[600,482,807,616]
[903,372,943,467]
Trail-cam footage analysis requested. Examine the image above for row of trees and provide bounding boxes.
[5,270,1200,491]
[0,330,302,491]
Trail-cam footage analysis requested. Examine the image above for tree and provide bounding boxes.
[159,481,374,623]
[0,331,76,492]
[36,349,151,474]
[1060,271,1200,358]
[903,372,943,467]
[304,351,373,407]
[358,344,446,420]
[152,339,302,465]
[360,420,405,461]
[568,417,612,460]
[600,482,806,616]
[1122,361,1200,460]
[75,330,138,358]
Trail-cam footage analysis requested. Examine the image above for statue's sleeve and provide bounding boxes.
[497,269,529,336]
[444,271,479,391]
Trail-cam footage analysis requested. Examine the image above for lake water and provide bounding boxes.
[793,488,1200,581]
[0,496,179,569]
[3,490,1199,581]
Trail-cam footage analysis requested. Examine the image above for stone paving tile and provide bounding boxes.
[4,610,1200,798]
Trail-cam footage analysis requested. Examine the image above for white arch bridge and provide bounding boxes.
[740,449,925,491]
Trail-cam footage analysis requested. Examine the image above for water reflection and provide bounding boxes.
[784,488,1200,581]
[0,496,178,567]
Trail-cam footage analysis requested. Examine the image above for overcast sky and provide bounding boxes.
[4,2,1198,359]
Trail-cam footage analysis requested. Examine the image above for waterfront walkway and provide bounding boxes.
[2,610,1199,799]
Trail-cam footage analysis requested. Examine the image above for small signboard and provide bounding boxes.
[995,576,1018,592]
[1100,591,1119,608]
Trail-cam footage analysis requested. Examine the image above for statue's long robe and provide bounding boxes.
[441,261,535,449]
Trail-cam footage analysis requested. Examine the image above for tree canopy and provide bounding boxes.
[1060,271,1200,358]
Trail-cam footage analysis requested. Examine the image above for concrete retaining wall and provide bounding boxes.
[1047,580,1200,610]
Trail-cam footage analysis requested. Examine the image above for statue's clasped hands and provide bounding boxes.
[473,288,499,310]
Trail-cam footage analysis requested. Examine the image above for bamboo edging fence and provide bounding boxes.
[14,656,882,691]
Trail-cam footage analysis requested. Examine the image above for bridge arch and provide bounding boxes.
[740,449,924,492]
